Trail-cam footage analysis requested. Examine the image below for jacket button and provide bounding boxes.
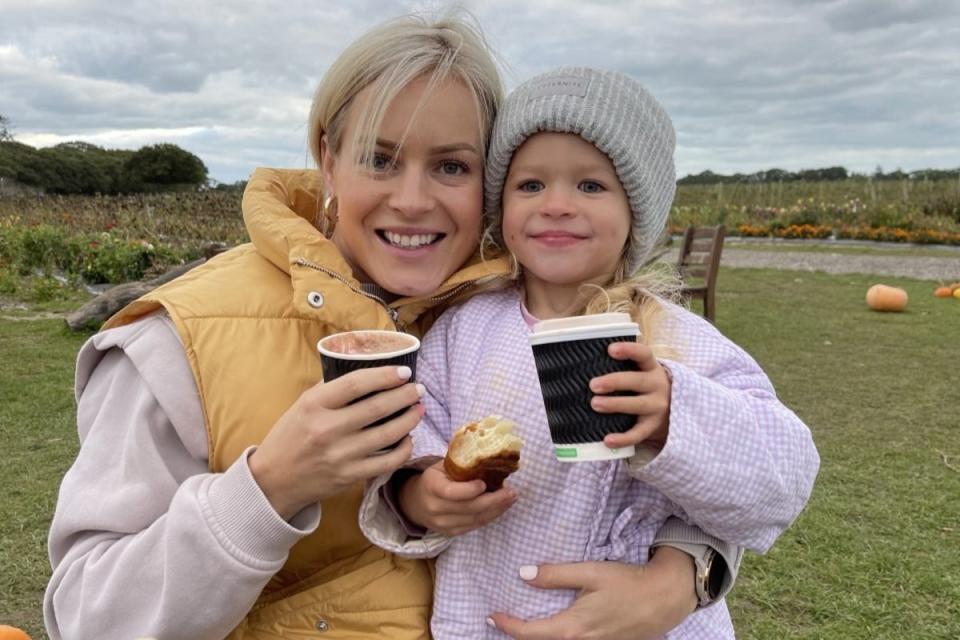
[307,291,324,308]
[314,619,330,632]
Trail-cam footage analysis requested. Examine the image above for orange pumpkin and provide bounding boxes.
[934,287,953,298]
[866,284,908,312]
[0,626,32,640]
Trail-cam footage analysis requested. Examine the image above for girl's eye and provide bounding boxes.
[579,180,605,194]
[439,160,467,176]
[369,153,392,171]
[518,180,544,193]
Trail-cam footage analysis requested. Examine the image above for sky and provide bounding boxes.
[2,0,958,184]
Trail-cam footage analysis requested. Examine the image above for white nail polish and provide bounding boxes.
[397,366,412,380]
[416,383,426,397]
[519,565,538,581]
[486,617,497,628]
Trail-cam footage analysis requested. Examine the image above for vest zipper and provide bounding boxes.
[425,281,472,303]
[293,257,400,324]
[425,274,502,303]
[294,258,502,326]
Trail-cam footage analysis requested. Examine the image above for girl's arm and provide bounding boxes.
[359,313,515,556]
[44,315,319,640]
[628,307,820,552]
[358,368,457,559]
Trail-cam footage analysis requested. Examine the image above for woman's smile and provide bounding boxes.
[377,228,447,252]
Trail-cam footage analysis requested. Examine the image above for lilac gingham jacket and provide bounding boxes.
[361,288,819,639]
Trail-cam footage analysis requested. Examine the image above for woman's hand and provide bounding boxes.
[398,461,516,536]
[249,365,423,520]
[589,342,672,449]
[488,547,697,640]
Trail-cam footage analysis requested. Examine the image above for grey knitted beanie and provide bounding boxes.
[485,67,676,274]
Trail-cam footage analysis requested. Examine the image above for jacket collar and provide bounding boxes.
[242,168,510,334]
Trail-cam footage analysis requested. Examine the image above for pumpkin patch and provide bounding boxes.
[933,281,960,299]
[866,284,908,312]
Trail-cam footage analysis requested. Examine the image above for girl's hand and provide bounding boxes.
[488,547,697,640]
[398,461,517,536]
[249,365,423,520]
[589,342,671,449]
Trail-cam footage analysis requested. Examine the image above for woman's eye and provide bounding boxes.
[579,180,604,194]
[518,180,544,193]
[439,160,467,176]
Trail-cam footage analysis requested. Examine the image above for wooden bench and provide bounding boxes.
[677,225,725,323]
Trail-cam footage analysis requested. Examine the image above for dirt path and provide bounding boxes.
[0,311,67,321]
[666,244,960,281]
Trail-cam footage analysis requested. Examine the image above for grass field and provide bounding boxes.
[2,265,959,638]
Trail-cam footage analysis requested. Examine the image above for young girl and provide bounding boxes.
[360,67,820,639]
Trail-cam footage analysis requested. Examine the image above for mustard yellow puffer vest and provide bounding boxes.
[104,168,509,638]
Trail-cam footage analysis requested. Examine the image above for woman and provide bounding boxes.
[45,14,738,640]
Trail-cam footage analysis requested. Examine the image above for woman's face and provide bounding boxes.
[322,75,484,297]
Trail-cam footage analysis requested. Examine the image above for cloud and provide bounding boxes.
[2,0,958,182]
[824,0,958,32]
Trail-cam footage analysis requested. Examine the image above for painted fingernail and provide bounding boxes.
[486,618,497,629]
[519,565,538,581]
[397,366,412,380]
[416,383,426,397]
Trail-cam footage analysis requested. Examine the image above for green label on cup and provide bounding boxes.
[555,447,578,458]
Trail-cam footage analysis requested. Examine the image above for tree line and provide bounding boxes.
[678,166,960,185]
[1,113,210,196]
[3,114,958,195]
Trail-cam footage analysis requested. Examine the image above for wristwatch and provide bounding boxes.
[694,548,725,607]
[653,542,726,608]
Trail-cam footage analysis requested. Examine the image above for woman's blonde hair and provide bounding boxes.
[308,12,504,173]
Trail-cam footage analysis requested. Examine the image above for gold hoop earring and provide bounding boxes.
[320,193,338,235]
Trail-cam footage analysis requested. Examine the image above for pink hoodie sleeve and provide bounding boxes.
[44,313,319,640]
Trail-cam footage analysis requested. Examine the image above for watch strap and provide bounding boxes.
[650,518,744,608]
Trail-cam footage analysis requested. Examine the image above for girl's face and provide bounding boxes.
[322,75,484,297]
[501,132,631,299]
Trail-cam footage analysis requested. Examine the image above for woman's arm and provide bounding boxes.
[488,546,699,640]
[44,315,319,640]
[651,516,743,606]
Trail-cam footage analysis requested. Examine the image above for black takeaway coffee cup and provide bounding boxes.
[528,313,641,461]
[317,330,420,452]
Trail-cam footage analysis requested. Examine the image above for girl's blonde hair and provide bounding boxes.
[580,252,682,360]
[308,12,504,173]
[476,228,682,360]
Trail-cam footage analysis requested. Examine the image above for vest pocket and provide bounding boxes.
[230,551,432,639]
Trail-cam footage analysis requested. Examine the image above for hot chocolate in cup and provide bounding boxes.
[317,330,421,453]
[528,312,640,462]
[320,331,419,357]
